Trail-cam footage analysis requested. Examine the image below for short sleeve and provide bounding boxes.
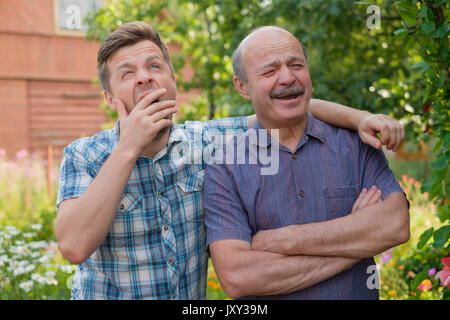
[359,141,406,201]
[204,162,252,247]
[56,145,94,208]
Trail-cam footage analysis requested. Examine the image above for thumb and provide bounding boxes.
[112,98,128,120]
[360,131,382,150]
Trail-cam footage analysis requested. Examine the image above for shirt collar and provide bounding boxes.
[249,112,326,148]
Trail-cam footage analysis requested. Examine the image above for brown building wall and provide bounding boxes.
[0,80,30,154]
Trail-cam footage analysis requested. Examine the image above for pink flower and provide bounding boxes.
[15,149,28,160]
[428,268,437,277]
[435,257,450,289]
[380,249,393,263]
[435,269,450,288]
[418,279,432,291]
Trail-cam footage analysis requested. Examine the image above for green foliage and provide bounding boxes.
[0,225,74,299]
[392,0,449,284]
[0,152,74,299]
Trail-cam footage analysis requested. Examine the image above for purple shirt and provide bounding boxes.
[204,113,404,300]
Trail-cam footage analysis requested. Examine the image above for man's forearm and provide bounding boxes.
[210,240,358,298]
[55,144,137,264]
[252,192,410,259]
[309,99,370,130]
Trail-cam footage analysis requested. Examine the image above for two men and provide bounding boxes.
[204,26,410,299]
[56,21,405,299]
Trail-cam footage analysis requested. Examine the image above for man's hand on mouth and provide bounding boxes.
[113,88,178,157]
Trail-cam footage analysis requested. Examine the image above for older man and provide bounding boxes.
[204,26,410,300]
[56,21,404,300]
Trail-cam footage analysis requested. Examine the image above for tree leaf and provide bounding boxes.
[431,155,449,171]
[433,225,450,248]
[393,28,409,39]
[417,227,434,249]
[411,60,430,73]
[432,24,448,39]
[421,21,435,34]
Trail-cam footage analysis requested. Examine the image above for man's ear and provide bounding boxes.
[233,76,250,100]
[104,90,116,111]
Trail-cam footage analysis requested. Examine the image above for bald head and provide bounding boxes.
[232,26,308,83]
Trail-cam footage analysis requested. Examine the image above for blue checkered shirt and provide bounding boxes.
[57,117,248,299]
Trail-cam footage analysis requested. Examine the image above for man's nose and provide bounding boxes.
[278,65,295,86]
[135,69,153,86]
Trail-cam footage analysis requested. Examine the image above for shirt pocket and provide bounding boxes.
[104,192,148,266]
[176,169,206,222]
[323,184,360,220]
[108,192,143,243]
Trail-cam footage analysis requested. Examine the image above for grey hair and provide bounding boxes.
[232,27,308,83]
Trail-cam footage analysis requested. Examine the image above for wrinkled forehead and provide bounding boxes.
[241,28,305,66]
[108,40,164,69]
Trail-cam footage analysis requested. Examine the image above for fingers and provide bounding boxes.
[143,100,177,116]
[352,186,382,212]
[361,132,382,150]
[152,118,174,133]
[135,88,168,111]
[113,98,128,120]
[352,188,367,213]
[377,115,404,151]
[148,106,178,123]
[359,186,382,208]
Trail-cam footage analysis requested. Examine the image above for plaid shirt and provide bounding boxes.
[57,117,248,300]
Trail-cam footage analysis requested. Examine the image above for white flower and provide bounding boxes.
[30,224,43,231]
[13,267,26,277]
[30,252,41,259]
[0,254,8,267]
[31,273,47,284]
[19,280,33,293]
[28,241,47,250]
[47,278,58,285]
[14,240,25,246]
[60,265,75,273]
[25,264,36,273]
[45,271,56,278]
[5,226,20,236]
[22,233,36,238]
[38,255,50,264]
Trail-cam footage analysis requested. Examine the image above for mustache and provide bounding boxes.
[270,86,305,99]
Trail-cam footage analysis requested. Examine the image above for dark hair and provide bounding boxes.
[97,21,173,92]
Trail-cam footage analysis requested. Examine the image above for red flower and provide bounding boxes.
[423,104,431,112]
[435,256,450,289]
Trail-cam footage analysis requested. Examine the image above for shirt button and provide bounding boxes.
[119,204,125,210]
[163,224,169,231]
[299,190,305,197]
[292,154,298,159]
[169,260,174,266]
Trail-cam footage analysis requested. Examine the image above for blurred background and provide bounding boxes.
[0,0,448,300]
